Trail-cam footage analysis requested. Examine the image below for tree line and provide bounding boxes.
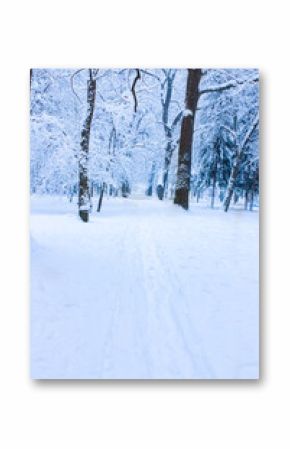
[30,68,259,221]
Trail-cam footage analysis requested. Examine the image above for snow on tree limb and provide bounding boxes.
[30,68,259,213]
[199,75,259,96]
[240,113,259,151]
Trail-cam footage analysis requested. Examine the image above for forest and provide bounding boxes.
[30,68,259,379]
[30,68,259,219]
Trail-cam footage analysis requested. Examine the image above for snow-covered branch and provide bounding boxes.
[240,113,259,151]
[199,75,259,96]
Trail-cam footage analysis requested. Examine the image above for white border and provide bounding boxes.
[0,1,288,447]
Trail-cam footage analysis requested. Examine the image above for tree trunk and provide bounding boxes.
[224,114,259,212]
[210,157,218,208]
[97,183,105,212]
[249,191,254,211]
[234,192,239,204]
[157,74,173,201]
[146,161,156,196]
[121,181,130,197]
[244,191,249,210]
[161,141,175,198]
[223,156,241,212]
[174,69,202,209]
[79,71,96,222]
[211,172,216,209]
[158,71,181,201]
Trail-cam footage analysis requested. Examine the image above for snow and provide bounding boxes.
[183,109,193,117]
[30,195,259,379]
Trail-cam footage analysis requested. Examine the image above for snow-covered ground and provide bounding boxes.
[30,195,259,379]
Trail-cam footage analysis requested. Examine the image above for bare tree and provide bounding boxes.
[154,70,183,200]
[79,69,97,222]
[223,114,259,212]
[174,69,202,210]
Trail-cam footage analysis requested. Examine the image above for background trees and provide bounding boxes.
[30,68,259,215]
[193,69,259,210]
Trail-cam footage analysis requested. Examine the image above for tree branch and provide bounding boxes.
[199,75,259,96]
[131,69,141,113]
[240,113,259,151]
[171,111,183,130]
[139,69,161,81]
[70,69,86,103]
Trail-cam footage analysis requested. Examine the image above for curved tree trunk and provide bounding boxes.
[174,69,202,209]
[223,155,241,212]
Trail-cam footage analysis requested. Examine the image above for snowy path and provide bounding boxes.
[31,196,259,379]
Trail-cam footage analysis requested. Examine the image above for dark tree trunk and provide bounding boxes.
[121,181,130,197]
[211,170,217,209]
[79,70,96,222]
[146,185,153,196]
[174,69,202,209]
[97,183,105,212]
[249,191,254,211]
[30,69,33,115]
[244,190,249,210]
[156,184,163,200]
